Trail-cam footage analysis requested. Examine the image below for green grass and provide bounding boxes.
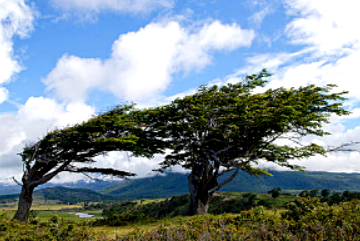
[1,193,360,240]
[0,211,14,221]
[84,210,103,217]
[31,204,83,210]
[30,210,101,222]
[138,198,167,204]
[257,193,295,206]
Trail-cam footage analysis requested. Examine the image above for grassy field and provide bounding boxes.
[0,204,83,211]
[0,203,100,223]
[1,192,360,240]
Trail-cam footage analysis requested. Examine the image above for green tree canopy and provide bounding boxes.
[152,69,349,215]
[13,104,169,222]
[13,69,352,220]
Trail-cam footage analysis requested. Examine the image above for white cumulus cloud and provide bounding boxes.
[0,0,35,104]
[284,0,360,55]
[43,20,255,104]
[214,0,360,173]
[0,97,95,180]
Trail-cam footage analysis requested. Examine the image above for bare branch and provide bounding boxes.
[216,168,237,178]
[12,177,22,187]
[66,167,136,178]
[327,142,360,152]
[31,160,71,187]
[208,168,239,195]
[82,172,101,182]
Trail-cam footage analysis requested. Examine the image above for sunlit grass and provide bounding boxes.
[30,210,100,222]
[91,222,160,238]
[138,198,167,204]
[84,210,103,217]
[31,204,83,210]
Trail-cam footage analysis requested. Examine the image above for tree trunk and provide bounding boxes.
[12,185,34,223]
[186,169,217,215]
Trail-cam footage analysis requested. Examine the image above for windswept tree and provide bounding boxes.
[154,70,350,215]
[13,104,168,223]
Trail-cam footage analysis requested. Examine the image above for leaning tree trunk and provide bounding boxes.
[186,168,218,215]
[12,185,34,223]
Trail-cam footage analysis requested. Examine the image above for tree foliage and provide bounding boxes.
[14,69,352,219]
[159,70,348,173]
[151,69,349,214]
[13,104,169,222]
[268,187,282,198]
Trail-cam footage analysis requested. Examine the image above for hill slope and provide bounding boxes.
[35,186,113,203]
[0,186,113,204]
[0,179,122,196]
[2,171,360,203]
[100,171,360,200]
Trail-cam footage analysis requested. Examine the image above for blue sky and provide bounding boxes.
[0,0,360,183]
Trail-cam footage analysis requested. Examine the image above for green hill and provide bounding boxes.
[0,186,113,204]
[2,171,360,204]
[100,171,360,200]
[35,186,112,203]
[100,173,189,199]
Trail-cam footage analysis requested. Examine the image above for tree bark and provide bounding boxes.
[186,168,217,215]
[12,185,34,223]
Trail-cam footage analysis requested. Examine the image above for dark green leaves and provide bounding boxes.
[154,70,349,173]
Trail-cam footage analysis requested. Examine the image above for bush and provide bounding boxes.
[0,220,104,241]
[118,199,360,240]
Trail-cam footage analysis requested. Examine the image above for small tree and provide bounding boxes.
[299,190,310,197]
[310,189,319,197]
[12,104,168,223]
[321,189,331,198]
[154,70,350,215]
[268,187,282,198]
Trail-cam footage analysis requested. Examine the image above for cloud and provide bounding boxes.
[288,124,360,172]
[0,0,35,104]
[0,95,177,183]
[233,0,360,101]
[248,6,272,28]
[93,152,165,178]
[49,0,174,17]
[43,20,255,104]
[0,97,95,181]
[209,0,360,173]
[43,56,104,103]
[284,0,360,56]
[263,0,360,102]
[0,87,9,104]
[172,21,254,72]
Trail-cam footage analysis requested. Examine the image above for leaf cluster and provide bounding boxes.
[18,69,350,186]
[19,104,171,185]
[155,69,349,174]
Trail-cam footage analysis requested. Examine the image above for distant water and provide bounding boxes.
[73,212,94,218]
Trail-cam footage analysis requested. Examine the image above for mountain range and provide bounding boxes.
[1,171,360,203]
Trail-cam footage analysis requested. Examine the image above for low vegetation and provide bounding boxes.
[118,199,360,241]
[98,192,294,227]
[1,190,360,240]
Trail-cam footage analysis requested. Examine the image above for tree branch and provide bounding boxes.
[12,177,22,187]
[216,168,237,178]
[208,168,239,195]
[66,167,136,178]
[326,142,360,152]
[30,160,71,187]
